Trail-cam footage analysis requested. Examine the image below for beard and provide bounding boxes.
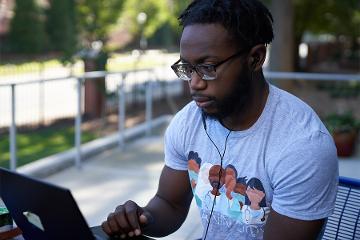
[205,67,253,120]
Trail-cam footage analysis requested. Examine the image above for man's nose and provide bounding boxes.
[189,71,207,90]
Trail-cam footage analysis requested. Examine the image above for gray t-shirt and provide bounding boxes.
[164,84,338,240]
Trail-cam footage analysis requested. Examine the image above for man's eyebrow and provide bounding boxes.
[180,55,219,64]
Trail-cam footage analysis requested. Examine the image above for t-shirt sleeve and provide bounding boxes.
[164,112,188,171]
[269,130,339,221]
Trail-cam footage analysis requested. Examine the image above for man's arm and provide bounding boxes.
[102,166,193,238]
[142,166,193,236]
[264,208,325,240]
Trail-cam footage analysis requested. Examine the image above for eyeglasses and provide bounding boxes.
[171,50,248,81]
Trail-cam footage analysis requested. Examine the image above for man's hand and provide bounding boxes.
[101,200,153,238]
[102,166,193,238]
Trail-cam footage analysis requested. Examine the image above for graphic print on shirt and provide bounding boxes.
[187,151,203,207]
[187,151,270,226]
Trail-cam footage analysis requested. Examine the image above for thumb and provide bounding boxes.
[139,210,154,226]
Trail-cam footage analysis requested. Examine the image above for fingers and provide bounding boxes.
[101,200,150,238]
[122,201,142,235]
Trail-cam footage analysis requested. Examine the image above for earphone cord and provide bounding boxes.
[203,128,231,240]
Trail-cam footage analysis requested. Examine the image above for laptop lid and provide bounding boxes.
[0,167,96,240]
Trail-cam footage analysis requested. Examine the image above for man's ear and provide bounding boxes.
[247,44,267,71]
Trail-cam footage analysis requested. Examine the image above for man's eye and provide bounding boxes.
[200,65,215,72]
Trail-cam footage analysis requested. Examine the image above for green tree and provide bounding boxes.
[294,0,360,69]
[46,0,78,63]
[268,0,360,72]
[119,0,191,49]
[167,0,192,33]
[8,0,47,54]
[76,0,124,119]
[76,0,125,48]
[295,0,360,40]
[120,0,171,38]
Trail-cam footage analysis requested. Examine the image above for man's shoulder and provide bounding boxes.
[271,85,314,113]
[270,85,326,132]
[266,85,332,155]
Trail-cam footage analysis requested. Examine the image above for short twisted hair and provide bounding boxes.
[179,0,274,49]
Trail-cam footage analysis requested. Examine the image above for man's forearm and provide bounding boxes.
[142,193,192,237]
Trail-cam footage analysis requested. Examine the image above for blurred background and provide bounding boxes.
[0,0,359,238]
[0,0,359,169]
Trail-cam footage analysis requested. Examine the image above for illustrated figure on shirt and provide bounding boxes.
[230,178,247,219]
[242,177,267,224]
[223,164,246,218]
[204,164,225,209]
[224,164,237,199]
[187,151,202,207]
[208,165,225,196]
[187,151,202,189]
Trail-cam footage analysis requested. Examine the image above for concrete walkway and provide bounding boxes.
[42,126,203,240]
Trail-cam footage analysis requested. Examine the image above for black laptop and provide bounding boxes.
[0,168,153,240]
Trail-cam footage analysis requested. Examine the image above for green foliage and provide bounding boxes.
[318,81,360,98]
[8,0,47,54]
[121,0,169,38]
[324,112,360,134]
[76,0,125,46]
[120,0,191,40]
[166,0,192,34]
[294,0,360,38]
[46,0,78,63]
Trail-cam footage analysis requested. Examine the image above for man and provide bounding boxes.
[102,0,338,239]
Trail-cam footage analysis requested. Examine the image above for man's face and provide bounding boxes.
[208,165,225,189]
[180,24,252,119]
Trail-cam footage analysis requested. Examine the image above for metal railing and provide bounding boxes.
[265,71,360,81]
[1,70,359,170]
[1,68,183,170]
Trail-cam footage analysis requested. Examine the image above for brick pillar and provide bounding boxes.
[83,58,106,119]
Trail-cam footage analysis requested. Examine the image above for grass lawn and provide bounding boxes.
[0,126,96,169]
[0,59,62,76]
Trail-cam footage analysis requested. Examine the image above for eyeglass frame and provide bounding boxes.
[171,49,249,81]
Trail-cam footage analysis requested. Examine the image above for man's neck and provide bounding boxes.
[221,79,269,131]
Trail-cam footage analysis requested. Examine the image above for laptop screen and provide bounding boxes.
[0,167,95,240]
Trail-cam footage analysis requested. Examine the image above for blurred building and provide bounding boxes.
[0,0,48,36]
[300,33,360,73]
[0,0,13,37]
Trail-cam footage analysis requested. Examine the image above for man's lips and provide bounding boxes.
[192,96,214,108]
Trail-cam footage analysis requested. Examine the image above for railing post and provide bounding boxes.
[75,77,83,169]
[39,80,45,125]
[145,80,152,136]
[118,75,126,148]
[10,84,17,171]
